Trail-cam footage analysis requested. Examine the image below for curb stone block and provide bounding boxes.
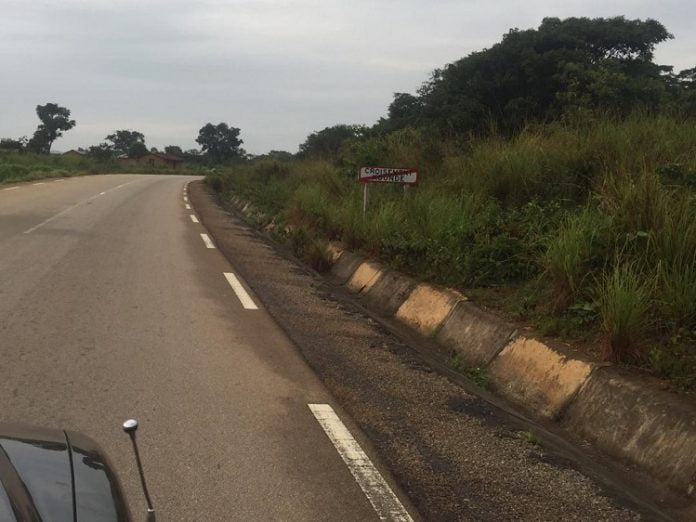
[330,251,365,284]
[436,301,516,366]
[562,367,696,497]
[360,270,418,316]
[326,242,345,264]
[395,284,464,336]
[488,337,594,419]
[347,261,385,294]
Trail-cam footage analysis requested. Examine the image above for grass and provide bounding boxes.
[519,431,541,446]
[0,151,205,184]
[597,263,655,362]
[207,113,696,390]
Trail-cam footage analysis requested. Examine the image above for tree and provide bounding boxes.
[196,123,243,163]
[128,141,148,158]
[385,17,674,135]
[105,130,145,156]
[298,124,365,158]
[88,143,114,161]
[164,145,183,156]
[26,103,76,153]
[0,137,27,152]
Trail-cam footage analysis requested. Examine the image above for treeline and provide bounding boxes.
[0,104,246,165]
[294,16,695,159]
[208,16,696,390]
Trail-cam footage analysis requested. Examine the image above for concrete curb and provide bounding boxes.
[562,367,696,496]
[224,189,696,502]
[436,301,516,367]
[346,261,385,294]
[488,337,595,419]
[395,283,464,336]
[331,251,365,284]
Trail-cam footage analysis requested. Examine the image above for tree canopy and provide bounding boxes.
[164,145,183,157]
[298,124,365,158]
[0,137,27,152]
[27,103,76,153]
[378,17,682,135]
[88,143,114,161]
[105,130,146,157]
[196,123,243,163]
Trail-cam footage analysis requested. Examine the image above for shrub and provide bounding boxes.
[597,263,655,362]
[543,208,610,311]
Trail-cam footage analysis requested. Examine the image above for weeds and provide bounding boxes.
[543,208,609,311]
[207,113,696,389]
[519,431,541,445]
[597,263,655,362]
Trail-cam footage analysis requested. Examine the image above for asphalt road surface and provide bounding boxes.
[0,175,413,521]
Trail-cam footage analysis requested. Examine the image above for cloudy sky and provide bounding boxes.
[1,1,693,154]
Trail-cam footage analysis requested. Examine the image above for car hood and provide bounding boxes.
[0,423,130,521]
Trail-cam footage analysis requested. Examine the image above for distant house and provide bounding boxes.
[62,149,87,157]
[119,152,184,169]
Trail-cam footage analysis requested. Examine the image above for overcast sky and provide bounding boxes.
[1,1,693,154]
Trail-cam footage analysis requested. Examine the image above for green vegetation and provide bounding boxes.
[207,113,696,390]
[0,151,206,184]
[519,431,541,446]
[202,16,696,389]
[2,100,246,182]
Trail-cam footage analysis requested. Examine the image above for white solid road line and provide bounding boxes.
[185,203,191,209]
[23,180,137,234]
[2,186,19,191]
[308,404,413,522]
[200,233,215,249]
[223,272,259,310]
[190,214,199,223]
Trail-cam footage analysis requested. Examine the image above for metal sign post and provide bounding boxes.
[358,166,417,217]
[363,183,368,218]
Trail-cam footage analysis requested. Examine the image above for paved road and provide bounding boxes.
[0,175,411,521]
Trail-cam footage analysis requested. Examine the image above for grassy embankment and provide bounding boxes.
[0,152,205,184]
[207,114,696,390]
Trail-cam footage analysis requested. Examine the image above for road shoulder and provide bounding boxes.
[189,180,682,521]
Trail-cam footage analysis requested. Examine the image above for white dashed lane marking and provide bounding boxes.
[23,180,137,234]
[32,182,45,186]
[223,272,258,310]
[2,187,19,191]
[200,233,215,249]
[309,404,413,522]
[190,214,199,223]
[185,203,191,210]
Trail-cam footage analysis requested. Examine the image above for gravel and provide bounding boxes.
[190,182,670,521]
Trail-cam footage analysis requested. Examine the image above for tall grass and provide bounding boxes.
[543,207,610,311]
[208,113,696,385]
[597,263,655,362]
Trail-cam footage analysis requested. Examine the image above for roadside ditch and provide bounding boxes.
[190,181,693,521]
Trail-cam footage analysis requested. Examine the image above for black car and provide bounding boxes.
[0,421,151,522]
